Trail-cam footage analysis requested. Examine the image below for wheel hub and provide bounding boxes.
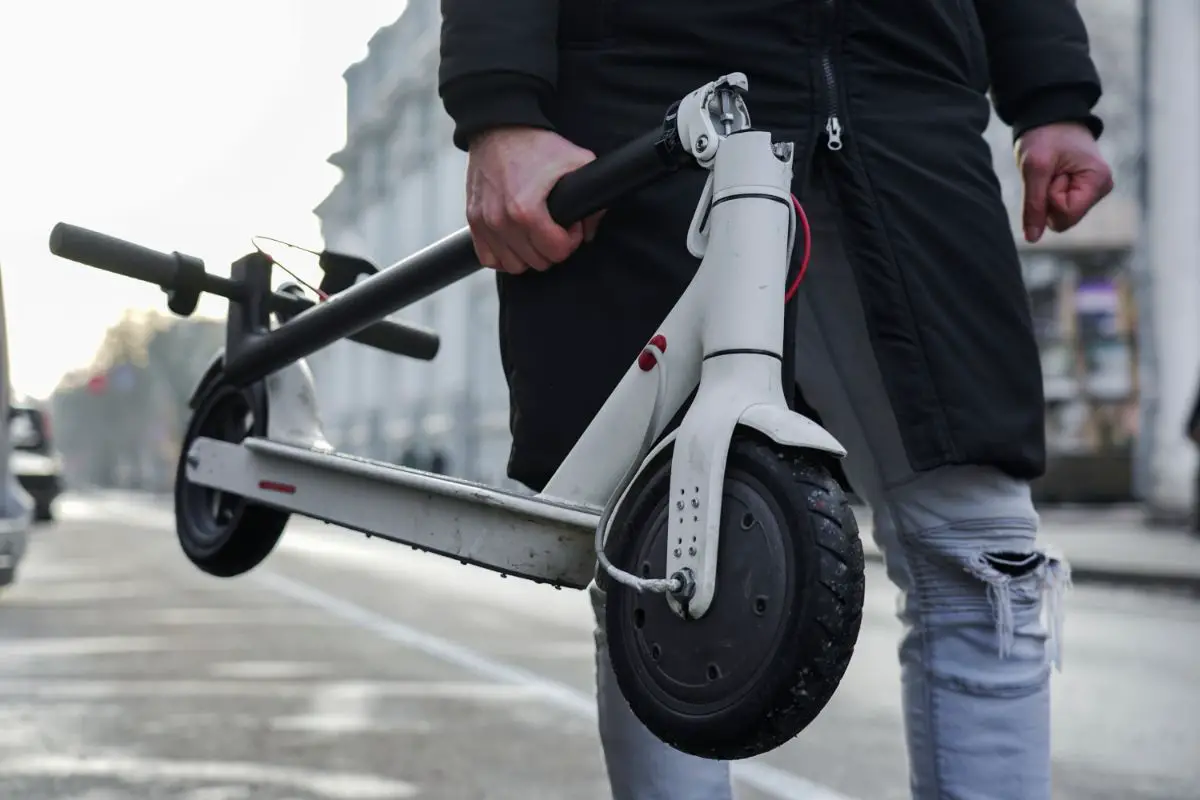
[618,477,793,713]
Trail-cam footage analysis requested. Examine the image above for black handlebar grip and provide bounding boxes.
[545,128,684,227]
[49,223,182,288]
[269,287,440,362]
[350,318,440,361]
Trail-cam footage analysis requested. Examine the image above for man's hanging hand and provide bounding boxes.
[1017,122,1114,244]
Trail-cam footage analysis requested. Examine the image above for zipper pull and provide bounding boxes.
[825,115,843,151]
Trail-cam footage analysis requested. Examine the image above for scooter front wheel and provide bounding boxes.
[603,433,865,760]
[174,367,289,578]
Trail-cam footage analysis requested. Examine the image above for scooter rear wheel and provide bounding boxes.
[175,372,289,578]
[604,433,865,760]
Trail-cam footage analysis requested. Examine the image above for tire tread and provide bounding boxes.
[607,434,866,760]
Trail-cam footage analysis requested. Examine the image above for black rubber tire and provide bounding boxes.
[175,374,289,578]
[33,503,53,523]
[604,432,865,760]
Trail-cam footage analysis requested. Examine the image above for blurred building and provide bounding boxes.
[312,0,1196,517]
[1012,197,1142,504]
[309,0,514,486]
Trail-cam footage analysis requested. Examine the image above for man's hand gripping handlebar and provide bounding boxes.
[464,72,753,274]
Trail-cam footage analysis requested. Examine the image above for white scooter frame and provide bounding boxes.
[182,73,847,618]
[48,72,865,760]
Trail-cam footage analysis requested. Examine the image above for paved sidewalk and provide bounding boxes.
[853,504,1200,593]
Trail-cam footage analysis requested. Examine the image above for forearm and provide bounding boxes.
[438,0,560,150]
[974,0,1104,140]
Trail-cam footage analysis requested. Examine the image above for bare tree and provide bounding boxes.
[51,313,222,490]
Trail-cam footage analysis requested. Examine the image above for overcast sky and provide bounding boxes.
[0,1,403,398]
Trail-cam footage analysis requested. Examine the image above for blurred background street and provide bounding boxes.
[0,495,1196,800]
[16,0,1197,513]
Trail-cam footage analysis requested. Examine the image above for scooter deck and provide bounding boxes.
[185,437,599,589]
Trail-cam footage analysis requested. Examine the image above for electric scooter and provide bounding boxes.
[48,73,866,761]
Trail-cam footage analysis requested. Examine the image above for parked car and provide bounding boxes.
[0,264,31,589]
[9,403,62,521]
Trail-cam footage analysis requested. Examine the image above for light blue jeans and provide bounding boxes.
[590,178,1070,800]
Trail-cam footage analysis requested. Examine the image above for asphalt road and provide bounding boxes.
[0,495,1197,800]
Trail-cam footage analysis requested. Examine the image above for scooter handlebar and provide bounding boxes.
[543,127,683,226]
[49,223,182,287]
[47,222,441,362]
[46,110,691,382]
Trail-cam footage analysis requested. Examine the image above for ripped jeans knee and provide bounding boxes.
[896,518,1072,674]
[968,543,1071,669]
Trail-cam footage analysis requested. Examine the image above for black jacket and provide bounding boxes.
[439,0,1104,490]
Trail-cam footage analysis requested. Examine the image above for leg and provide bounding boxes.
[792,172,1068,800]
[867,470,1067,800]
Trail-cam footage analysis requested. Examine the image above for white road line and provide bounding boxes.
[257,571,859,800]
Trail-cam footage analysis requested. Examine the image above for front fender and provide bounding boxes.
[737,403,847,458]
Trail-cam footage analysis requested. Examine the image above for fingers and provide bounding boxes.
[582,210,606,243]
[468,199,538,274]
[1045,174,1072,233]
[1047,170,1116,234]
[1020,151,1054,244]
[471,230,528,275]
[470,197,593,274]
[525,214,581,267]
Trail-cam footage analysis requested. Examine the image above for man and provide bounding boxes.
[439,1,1113,798]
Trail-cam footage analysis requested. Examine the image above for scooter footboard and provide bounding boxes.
[185,437,599,589]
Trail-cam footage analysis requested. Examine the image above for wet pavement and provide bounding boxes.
[0,496,1196,799]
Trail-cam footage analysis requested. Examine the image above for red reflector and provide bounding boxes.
[258,480,296,494]
[638,333,668,372]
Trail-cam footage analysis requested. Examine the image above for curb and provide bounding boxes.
[861,549,1200,597]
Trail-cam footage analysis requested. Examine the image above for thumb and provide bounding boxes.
[1021,156,1053,244]
[568,145,598,170]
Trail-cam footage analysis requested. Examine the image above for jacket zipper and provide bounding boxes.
[820,0,843,151]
